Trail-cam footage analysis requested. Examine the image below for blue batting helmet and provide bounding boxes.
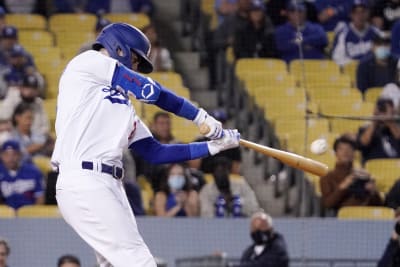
[93,23,153,73]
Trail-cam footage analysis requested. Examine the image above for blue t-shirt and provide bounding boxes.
[0,161,44,209]
[166,193,186,217]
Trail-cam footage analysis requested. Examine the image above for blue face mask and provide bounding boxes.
[374,46,390,60]
[168,175,185,190]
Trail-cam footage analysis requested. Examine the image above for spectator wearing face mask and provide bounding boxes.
[356,35,398,94]
[199,157,260,218]
[233,211,289,267]
[153,162,200,217]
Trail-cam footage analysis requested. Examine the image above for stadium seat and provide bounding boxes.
[264,99,308,121]
[289,59,341,83]
[55,31,95,60]
[0,205,16,218]
[19,30,55,49]
[301,73,352,91]
[35,57,66,78]
[104,13,150,29]
[49,13,97,33]
[365,159,400,193]
[28,46,61,63]
[253,85,304,108]
[148,72,184,88]
[17,205,61,218]
[308,87,362,104]
[245,74,296,99]
[364,87,383,104]
[236,58,288,79]
[337,206,394,220]
[43,99,57,133]
[44,70,62,99]
[32,156,52,176]
[171,116,201,143]
[341,60,358,88]
[6,14,47,30]
[137,175,154,215]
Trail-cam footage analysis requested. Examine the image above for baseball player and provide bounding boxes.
[51,23,240,267]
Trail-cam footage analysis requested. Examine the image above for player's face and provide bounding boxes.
[0,244,7,267]
[335,143,355,164]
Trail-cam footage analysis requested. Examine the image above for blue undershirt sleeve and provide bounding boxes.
[129,137,210,164]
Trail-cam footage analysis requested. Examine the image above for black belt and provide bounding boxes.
[81,161,124,180]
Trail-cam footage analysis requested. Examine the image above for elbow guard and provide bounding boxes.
[111,63,161,103]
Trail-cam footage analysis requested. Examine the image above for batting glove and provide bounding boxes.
[207,129,240,155]
[193,108,223,139]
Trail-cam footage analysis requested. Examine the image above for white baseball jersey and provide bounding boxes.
[51,50,152,169]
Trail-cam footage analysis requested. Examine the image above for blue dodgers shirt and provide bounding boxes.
[0,161,44,209]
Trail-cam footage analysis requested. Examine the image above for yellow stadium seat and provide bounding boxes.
[6,14,47,30]
[32,156,52,175]
[43,99,57,132]
[17,205,61,218]
[325,31,335,53]
[35,57,67,77]
[104,13,150,29]
[148,72,184,88]
[341,60,358,88]
[365,159,400,193]
[49,13,97,33]
[302,73,352,91]
[225,46,234,64]
[19,30,54,49]
[137,175,154,215]
[290,59,341,80]
[204,173,213,184]
[253,85,304,107]
[338,206,394,220]
[29,46,61,63]
[44,71,62,99]
[171,116,200,143]
[0,205,16,218]
[309,87,363,104]
[364,87,383,104]
[200,0,218,30]
[244,73,296,97]
[264,99,307,121]
[236,58,288,79]
[55,31,96,60]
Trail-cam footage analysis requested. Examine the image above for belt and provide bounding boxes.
[81,161,124,180]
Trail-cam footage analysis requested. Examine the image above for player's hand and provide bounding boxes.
[193,108,223,139]
[207,129,240,155]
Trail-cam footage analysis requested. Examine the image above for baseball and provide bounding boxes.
[310,139,328,155]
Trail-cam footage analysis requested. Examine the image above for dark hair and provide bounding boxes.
[333,135,356,151]
[158,162,192,194]
[153,111,170,122]
[57,254,81,267]
[0,238,10,256]
[11,102,33,127]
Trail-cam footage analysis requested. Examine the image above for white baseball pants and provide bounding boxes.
[56,169,156,267]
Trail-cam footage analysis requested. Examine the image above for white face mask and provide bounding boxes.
[168,175,185,190]
[374,46,390,60]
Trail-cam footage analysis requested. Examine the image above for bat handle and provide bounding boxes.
[199,123,210,136]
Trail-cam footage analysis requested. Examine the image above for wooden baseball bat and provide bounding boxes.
[200,124,329,177]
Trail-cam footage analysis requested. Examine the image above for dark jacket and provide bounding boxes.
[385,178,400,210]
[237,232,289,267]
[377,238,400,267]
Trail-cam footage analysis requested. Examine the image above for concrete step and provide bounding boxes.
[173,51,201,70]
[152,0,181,21]
[182,67,210,91]
[190,91,218,110]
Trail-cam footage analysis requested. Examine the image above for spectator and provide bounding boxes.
[0,237,10,267]
[233,0,276,59]
[215,0,238,26]
[235,211,289,267]
[332,0,382,66]
[0,140,44,210]
[142,24,174,72]
[10,102,50,158]
[153,162,200,217]
[199,157,260,217]
[320,135,382,214]
[371,0,400,31]
[0,26,35,67]
[0,73,49,136]
[356,35,398,94]
[57,254,81,267]
[0,119,12,145]
[314,0,352,31]
[78,17,111,54]
[391,19,400,58]
[377,208,400,267]
[380,69,400,112]
[266,0,288,26]
[385,178,400,209]
[274,2,327,63]
[357,98,400,163]
[53,0,108,13]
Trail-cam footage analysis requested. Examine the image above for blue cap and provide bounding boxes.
[10,44,25,57]
[2,25,18,39]
[95,18,111,32]
[287,2,306,12]
[1,140,20,152]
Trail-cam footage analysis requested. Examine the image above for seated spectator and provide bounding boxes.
[385,178,400,210]
[377,208,400,267]
[357,98,400,163]
[314,0,352,32]
[233,0,276,59]
[78,17,111,54]
[371,0,400,31]
[0,26,35,68]
[10,102,51,159]
[57,254,81,267]
[320,135,382,214]
[0,237,10,267]
[142,24,174,72]
[391,19,400,58]
[274,2,327,63]
[199,157,260,217]
[356,35,398,94]
[332,0,383,66]
[0,140,44,210]
[153,162,200,217]
[236,211,289,267]
[0,74,49,136]
[215,0,238,26]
